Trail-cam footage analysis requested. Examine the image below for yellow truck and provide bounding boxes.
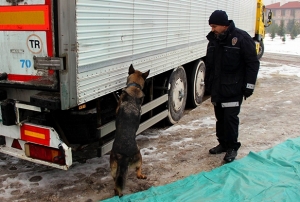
[255,0,273,59]
[0,0,271,170]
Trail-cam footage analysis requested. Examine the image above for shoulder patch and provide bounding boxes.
[232,37,238,46]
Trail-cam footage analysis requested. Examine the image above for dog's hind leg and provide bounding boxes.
[131,151,147,179]
[110,152,118,181]
[116,155,130,197]
[110,152,128,197]
[110,153,120,196]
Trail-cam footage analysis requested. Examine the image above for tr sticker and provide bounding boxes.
[27,34,43,54]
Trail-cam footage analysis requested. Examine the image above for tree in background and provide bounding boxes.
[266,22,279,34]
[277,19,285,38]
[271,28,276,40]
[286,19,295,34]
[290,22,300,39]
[282,34,286,43]
[290,27,296,39]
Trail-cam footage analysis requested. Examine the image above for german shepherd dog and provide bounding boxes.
[110,64,150,197]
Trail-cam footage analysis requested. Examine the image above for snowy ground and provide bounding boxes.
[0,35,300,202]
[264,34,300,55]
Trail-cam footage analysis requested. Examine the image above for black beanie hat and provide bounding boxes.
[208,10,229,26]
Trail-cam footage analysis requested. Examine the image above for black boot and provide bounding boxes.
[223,149,237,163]
[209,144,227,154]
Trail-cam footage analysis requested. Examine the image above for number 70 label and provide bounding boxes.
[20,59,32,68]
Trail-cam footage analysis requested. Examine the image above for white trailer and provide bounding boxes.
[0,0,259,170]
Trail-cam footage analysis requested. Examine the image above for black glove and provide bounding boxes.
[243,89,253,100]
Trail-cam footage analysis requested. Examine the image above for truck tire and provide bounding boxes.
[186,59,206,108]
[257,40,264,60]
[167,66,187,124]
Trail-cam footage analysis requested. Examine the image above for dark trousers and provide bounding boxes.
[214,102,242,150]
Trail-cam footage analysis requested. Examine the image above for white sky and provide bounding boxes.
[264,0,275,5]
[1,35,300,200]
[264,0,299,5]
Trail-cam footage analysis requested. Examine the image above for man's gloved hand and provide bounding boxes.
[243,88,253,100]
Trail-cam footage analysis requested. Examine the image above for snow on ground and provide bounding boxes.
[259,34,300,78]
[264,34,300,55]
[258,64,300,78]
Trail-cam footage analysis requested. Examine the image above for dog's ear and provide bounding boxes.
[128,64,135,75]
[142,70,150,80]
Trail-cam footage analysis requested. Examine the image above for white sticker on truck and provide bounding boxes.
[0,31,47,74]
[27,34,43,54]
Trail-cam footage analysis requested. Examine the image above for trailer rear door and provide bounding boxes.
[0,0,57,90]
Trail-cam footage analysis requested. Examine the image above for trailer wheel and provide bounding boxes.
[257,40,264,60]
[186,59,206,108]
[167,66,187,124]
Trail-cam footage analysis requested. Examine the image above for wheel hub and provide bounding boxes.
[195,69,205,97]
[173,78,185,111]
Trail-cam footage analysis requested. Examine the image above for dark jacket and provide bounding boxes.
[205,20,260,103]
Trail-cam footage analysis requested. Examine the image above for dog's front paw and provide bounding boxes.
[137,174,147,179]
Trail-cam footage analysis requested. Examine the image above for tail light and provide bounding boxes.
[25,143,65,165]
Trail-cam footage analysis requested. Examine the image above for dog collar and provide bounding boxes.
[126,82,142,89]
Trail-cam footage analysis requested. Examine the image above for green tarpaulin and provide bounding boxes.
[102,137,300,202]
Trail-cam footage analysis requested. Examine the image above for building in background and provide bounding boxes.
[266,1,300,26]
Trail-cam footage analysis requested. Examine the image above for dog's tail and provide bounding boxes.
[115,155,129,196]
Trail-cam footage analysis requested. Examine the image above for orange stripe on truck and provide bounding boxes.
[24,130,45,139]
[0,5,49,30]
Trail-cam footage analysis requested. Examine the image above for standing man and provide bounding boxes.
[205,10,259,163]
